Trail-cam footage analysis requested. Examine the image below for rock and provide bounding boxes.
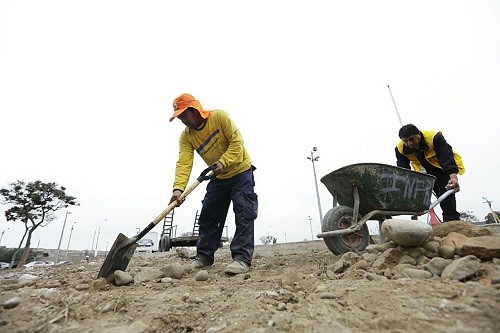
[340,252,359,265]
[93,277,110,291]
[442,232,469,254]
[192,296,203,304]
[417,255,431,266]
[364,244,379,254]
[18,274,39,287]
[319,292,336,299]
[438,245,455,259]
[3,297,22,309]
[400,246,426,259]
[365,242,397,254]
[175,248,191,259]
[332,259,345,273]
[361,252,378,262]
[380,242,399,251]
[160,263,185,279]
[423,241,440,253]
[349,260,368,271]
[75,283,91,291]
[133,267,164,283]
[206,325,227,333]
[460,236,500,260]
[325,270,335,279]
[195,270,209,281]
[441,231,469,247]
[277,302,286,311]
[381,219,432,247]
[431,221,493,238]
[161,277,174,283]
[424,257,452,276]
[113,270,134,286]
[372,248,402,269]
[398,254,417,265]
[401,268,432,279]
[441,255,481,281]
[100,301,114,313]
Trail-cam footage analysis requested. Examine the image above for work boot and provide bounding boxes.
[224,260,250,275]
[189,258,211,270]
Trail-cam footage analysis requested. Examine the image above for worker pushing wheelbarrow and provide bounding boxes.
[316,163,455,255]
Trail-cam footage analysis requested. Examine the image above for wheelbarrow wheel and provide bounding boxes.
[159,235,171,252]
[322,205,370,255]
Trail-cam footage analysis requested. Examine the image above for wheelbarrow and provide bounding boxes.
[316,163,455,255]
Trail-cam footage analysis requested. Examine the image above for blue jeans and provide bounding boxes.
[196,167,258,266]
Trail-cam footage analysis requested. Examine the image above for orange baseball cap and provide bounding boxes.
[170,93,210,122]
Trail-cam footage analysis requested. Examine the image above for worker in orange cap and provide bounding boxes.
[169,93,258,275]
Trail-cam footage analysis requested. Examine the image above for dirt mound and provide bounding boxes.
[0,238,499,333]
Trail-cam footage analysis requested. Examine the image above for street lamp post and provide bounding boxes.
[33,232,40,251]
[308,216,314,241]
[307,147,323,224]
[55,211,71,263]
[65,222,76,259]
[0,228,8,245]
[95,219,106,258]
[483,197,500,224]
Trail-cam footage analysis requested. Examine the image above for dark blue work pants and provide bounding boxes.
[196,167,258,266]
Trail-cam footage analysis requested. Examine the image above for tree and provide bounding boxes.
[485,211,500,224]
[0,180,78,266]
[459,211,479,222]
[259,235,275,245]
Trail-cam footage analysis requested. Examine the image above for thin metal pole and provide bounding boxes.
[95,226,101,258]
[308,149,323,222]
[308,216,314,241]
[388,85,403,126]
[90,229,96,253]
[65,223,75,259]
[55,211,71,263]
[483,197,500,224]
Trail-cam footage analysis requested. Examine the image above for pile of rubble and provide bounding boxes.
[328,221,500,283]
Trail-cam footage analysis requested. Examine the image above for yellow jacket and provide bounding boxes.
[173,110,252,191]
[396,130,465,175]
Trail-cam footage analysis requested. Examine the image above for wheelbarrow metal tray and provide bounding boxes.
[320,163,436,216]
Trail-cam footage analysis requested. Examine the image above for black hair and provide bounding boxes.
[399,124,420,138]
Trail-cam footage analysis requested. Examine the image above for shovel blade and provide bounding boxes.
[97,233,138,279]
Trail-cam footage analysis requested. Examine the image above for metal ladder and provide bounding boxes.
[192,210,200,236]
[162,210,175,239]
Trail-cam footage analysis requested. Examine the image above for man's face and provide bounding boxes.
[402,133,421,149]
[177,108,202,129]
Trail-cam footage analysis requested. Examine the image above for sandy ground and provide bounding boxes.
[0,238,499,333]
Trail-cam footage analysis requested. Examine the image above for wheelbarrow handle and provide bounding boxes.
[428,188,456,211]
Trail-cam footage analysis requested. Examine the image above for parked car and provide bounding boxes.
[24,261,47,268]
[0,262,10,269]
[44,261,55,266]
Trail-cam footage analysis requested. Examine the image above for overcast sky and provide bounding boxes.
[1,1,499,253]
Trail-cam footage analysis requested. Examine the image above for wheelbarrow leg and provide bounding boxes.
[378,218,386,243]
[352,185,360,224]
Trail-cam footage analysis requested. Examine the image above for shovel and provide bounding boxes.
[97,165,215,279]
